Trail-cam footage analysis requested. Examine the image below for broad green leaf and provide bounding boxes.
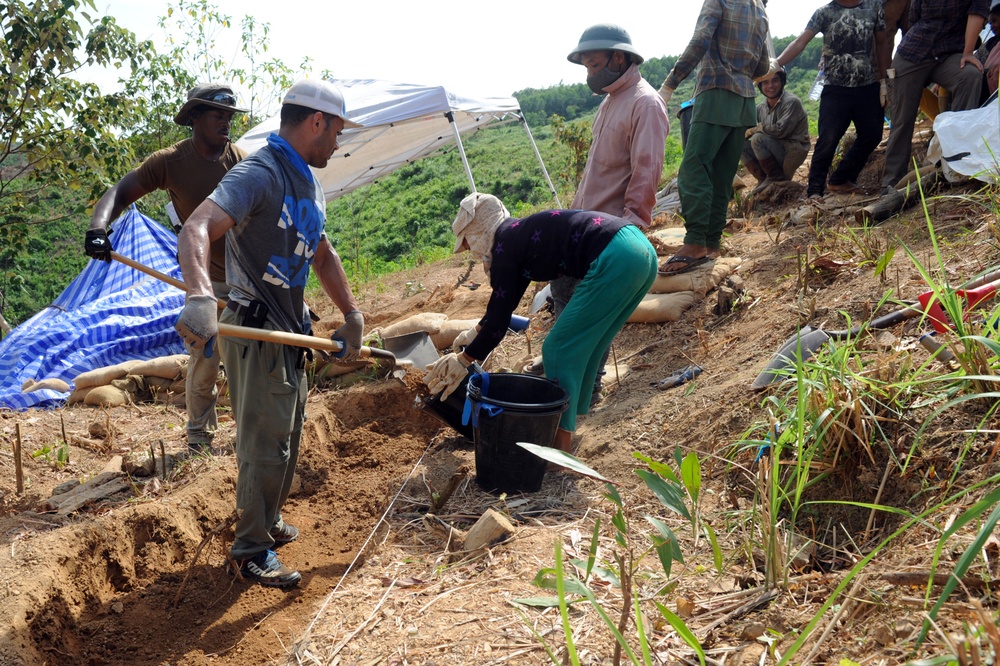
[511,596,575,608]
[654,601,705,665]
[681,451,701,502]
[703,522,723,575]
[636,469,691,519]
[516,442,612,483]
[634,452,681,484]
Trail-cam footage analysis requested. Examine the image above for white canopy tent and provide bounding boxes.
[237,78,560,205]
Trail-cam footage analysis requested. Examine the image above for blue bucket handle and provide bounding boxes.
[462,371,504,428]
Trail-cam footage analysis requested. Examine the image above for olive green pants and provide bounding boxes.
[219,308,307,560]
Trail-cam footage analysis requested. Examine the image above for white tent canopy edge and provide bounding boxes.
[237,78,560,205]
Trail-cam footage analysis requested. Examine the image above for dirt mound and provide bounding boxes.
[0,380,445,665]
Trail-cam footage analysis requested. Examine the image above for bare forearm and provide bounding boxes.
[314,240,359,315]
[965,15,986,55]
[177,200,231,298]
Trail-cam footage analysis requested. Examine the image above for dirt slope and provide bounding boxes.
[2,142,1000,665]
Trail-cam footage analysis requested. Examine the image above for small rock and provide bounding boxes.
[111,601,124,614]
[873,624,895,646]
[740,622,766,640]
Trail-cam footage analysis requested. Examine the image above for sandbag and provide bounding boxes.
[627,292,697,323]
[380,312,448,339]
[649,227,685,249]
[74,362,136,389]
[650,257,742,298]
[128,354,188,380]
[144,376,174,392]
[67,386,94,405]
[84,385,131,407]
[111,376,145,394]
[430,318,480,350]
[22,378,71,394]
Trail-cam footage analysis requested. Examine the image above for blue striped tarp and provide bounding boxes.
[0,208,187,411]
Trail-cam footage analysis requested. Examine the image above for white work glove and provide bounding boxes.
[175,295,219,356]
[332,310,364,361]
[879,79,889,109]
[753,58,782,83]
[658,83,674,106]
[452,326,478,351]
[424,352,473,401]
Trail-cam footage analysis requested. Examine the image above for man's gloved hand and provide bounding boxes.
[85,228,112,262]
[332,310,364,361]
[424,352,473,401]
[753,58,782,83]
[658,83,674,106]
[175,295,219,356]
[879,78,889,109]
[452,325,478,351]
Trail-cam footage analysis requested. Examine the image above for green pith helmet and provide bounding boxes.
[567,23,644,65]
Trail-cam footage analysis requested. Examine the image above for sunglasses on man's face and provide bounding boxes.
[202,92,237,106]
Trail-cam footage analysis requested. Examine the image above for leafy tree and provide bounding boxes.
[551,114,593,187]
[0,0,159,322]
[158,0,310,129]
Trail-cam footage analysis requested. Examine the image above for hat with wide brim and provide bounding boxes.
[452,193,510,255]
[174,83,249,126]
[282,79,363,129]
[568,23,644,65]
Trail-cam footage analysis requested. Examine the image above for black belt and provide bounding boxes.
[225,300,248,318]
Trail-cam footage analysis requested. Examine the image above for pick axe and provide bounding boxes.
[916,277,1000,333]
[109,251,409,368]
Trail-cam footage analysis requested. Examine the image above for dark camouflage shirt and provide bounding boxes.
[806,0,886,87]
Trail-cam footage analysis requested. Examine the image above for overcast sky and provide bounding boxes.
[90,0,818,99]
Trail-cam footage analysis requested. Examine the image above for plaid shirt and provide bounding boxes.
[897,0,989,63]
[665,0,770,98]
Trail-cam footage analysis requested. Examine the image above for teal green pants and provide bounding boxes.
[542,225,657,431]
[219,307,307,560]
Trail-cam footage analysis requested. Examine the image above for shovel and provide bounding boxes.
[752,266,1000,390]
[109,251,412,368]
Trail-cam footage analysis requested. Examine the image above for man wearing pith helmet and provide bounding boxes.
[544,24,668,404]
[85,82,249,453]
[174,79,365,589]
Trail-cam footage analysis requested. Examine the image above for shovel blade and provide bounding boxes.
[382,331,439,369]
[751,327,832,390]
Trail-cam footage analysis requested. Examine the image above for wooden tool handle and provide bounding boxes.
[110,251,226,309]
[218,323,406,366]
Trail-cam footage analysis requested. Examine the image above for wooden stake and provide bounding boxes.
[14,423,24,495]
[159,439,166,481]
[59,412,69,465]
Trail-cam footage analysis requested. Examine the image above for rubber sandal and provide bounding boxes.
[657,255,710,277]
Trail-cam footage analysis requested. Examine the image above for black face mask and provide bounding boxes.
[587,65,625,95]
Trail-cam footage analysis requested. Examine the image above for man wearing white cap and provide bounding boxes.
[86,82,249,453]
[175,79,364,588]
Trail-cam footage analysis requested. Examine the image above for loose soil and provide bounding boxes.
[3,125,1000,665]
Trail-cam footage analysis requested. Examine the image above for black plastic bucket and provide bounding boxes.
[421,362,482,440]
[466,373,569,493]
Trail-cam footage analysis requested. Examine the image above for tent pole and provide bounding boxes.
[519,114,562,208]
[446,111,477,193]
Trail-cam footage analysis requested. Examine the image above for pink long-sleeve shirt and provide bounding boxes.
[571,64,670,228]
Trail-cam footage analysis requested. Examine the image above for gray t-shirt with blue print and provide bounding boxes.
[209,144,325,334]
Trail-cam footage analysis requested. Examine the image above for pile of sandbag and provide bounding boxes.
[378,312,479,351]
[63,355,201,408]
